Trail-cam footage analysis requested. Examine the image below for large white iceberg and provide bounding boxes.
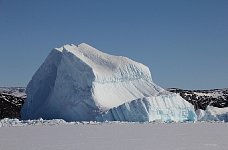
[21,43,196,122]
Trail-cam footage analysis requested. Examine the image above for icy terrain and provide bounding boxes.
[21,43,196,122]
[197,106,228,122]
[0,121,228,150]
[97,93,196,122]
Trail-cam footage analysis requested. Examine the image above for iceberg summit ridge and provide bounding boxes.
[21,43,196,122]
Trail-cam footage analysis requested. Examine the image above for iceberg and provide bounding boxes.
[21,43,196,122]
[196,106,228,122]
[97,93,196,122]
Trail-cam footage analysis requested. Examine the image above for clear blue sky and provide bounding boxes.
[0,0,227,89]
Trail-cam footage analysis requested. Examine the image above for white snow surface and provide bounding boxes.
[21,43,196,122]
[196,106,228,122]
[0,120,228,150]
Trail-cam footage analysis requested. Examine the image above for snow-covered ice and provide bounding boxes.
[197,106,228,122]
[0,120,228,150]
[21,43,196,122]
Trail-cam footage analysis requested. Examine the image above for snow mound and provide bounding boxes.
[196,106,228,122]
[21,43,196,122]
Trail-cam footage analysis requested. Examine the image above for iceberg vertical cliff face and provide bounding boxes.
[97,93,196,122]
[196,106,228,122]
[21,43,196,122]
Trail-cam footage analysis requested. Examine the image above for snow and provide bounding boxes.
[193,91,225,99]
[196,106,228,122]
[0,120,228,150]
[0,87,26,98]
[21,43,196,122]
[0,118,67,127]
[178,89,227,99]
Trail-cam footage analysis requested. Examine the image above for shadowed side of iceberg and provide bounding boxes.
[21,49,63,120]
[21,46,99,121]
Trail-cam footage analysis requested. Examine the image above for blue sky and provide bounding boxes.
[0,0,227,89]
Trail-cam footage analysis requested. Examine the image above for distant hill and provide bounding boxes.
[167,88,228,110]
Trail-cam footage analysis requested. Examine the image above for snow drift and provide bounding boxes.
[21,43,196,122]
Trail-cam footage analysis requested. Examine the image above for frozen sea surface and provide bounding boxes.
[0,121,228,150]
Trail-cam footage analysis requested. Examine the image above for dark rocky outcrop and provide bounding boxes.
[0,88,26,119]
[167,88,228,110]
